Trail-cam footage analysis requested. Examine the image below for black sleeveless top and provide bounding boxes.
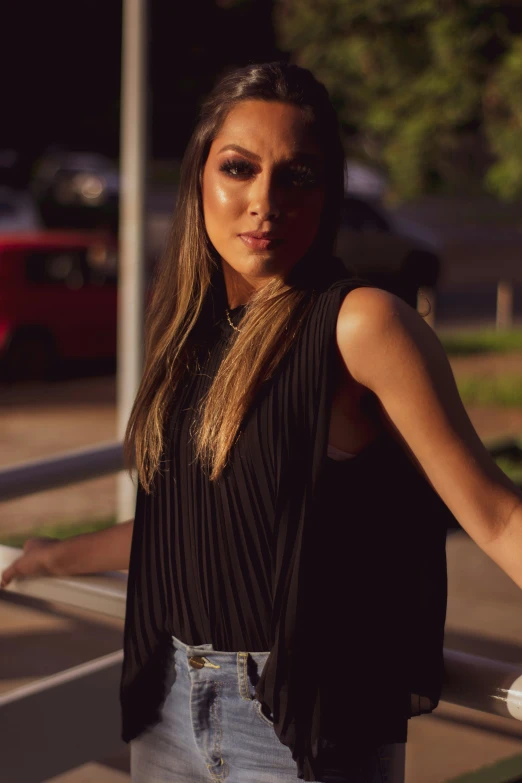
[120,269,450,781]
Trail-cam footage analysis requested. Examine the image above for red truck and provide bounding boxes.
[0,231,118,380]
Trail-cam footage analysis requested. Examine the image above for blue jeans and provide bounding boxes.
[130,634,406,782]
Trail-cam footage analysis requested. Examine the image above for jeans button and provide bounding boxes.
[188,655,205,669]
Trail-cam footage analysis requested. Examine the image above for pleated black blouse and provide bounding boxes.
[120,266,450,781]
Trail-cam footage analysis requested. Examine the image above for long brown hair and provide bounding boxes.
[125,62,346,490]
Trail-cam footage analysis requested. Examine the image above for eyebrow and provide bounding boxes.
[218,144,261,161]
[217,144,321,163]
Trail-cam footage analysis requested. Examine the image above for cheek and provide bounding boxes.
[205,183,228,215]
[203,174,243,226]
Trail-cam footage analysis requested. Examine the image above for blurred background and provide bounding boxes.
[1,2,522,782]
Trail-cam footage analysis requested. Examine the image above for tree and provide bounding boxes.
[274,0,522,201]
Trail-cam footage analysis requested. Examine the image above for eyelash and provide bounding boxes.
[219,158,320,188]
[220,159,255,179]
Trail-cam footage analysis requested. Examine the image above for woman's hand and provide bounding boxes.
[1,537,60,587]
[1,520,134,589]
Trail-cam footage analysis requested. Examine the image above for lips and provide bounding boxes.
[238,232,285,250]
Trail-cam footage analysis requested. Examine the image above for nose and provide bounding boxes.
[248,173,281,221]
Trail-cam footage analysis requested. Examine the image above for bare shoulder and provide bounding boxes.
[335,286,436,388]
[337,285,420,333]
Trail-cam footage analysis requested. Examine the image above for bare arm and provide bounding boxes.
[337,288,522,588]
[1,520,134,588]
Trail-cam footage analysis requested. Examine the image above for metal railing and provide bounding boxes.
[0,440,124,502]
[0,442,127,782]
[1,439,522,781]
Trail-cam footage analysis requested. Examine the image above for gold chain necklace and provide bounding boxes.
[225,308,242,333]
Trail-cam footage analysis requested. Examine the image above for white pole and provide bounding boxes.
[117,0,148,522]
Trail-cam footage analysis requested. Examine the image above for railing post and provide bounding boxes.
[417,286,436,329]
[496,279,513,331]
[117,0,149,522]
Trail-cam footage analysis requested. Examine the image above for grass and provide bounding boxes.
[495,456,522,487]
[439,329,522,405]
[456,375,522,407]
[445,750,522,782]
[439,329,522,357]
[0,516,115,548]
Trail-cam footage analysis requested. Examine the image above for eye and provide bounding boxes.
[219,158,256,179]
[279,164,321,189]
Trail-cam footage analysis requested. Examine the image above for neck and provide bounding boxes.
[220,259,269,309]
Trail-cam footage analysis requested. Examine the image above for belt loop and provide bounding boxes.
[237,652,251,701]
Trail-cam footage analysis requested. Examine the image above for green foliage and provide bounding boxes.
[457,375,522,406]
[440,328,522,356]
[274,0,522,201]
[484,38,522,199]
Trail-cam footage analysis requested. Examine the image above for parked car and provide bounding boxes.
[32,152,120,232]
[336,195,441,308]
[344,160,388,200]
[0,186,42,232]
[0,231,118,380]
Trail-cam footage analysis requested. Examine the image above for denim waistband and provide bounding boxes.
[171,633,272,706]
[172,636,270,663]
[172,636,270,674]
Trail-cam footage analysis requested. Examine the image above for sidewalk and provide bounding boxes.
[1,592,130,781]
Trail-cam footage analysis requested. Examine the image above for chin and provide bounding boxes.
[223,251,290,278]
[245,256,297,280]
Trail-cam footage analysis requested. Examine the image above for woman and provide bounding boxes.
[3,62,522,783]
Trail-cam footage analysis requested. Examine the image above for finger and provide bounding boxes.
[1,564,17,587]
[1,554,36,585]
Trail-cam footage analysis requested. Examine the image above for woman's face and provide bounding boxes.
[202,100,326,302]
